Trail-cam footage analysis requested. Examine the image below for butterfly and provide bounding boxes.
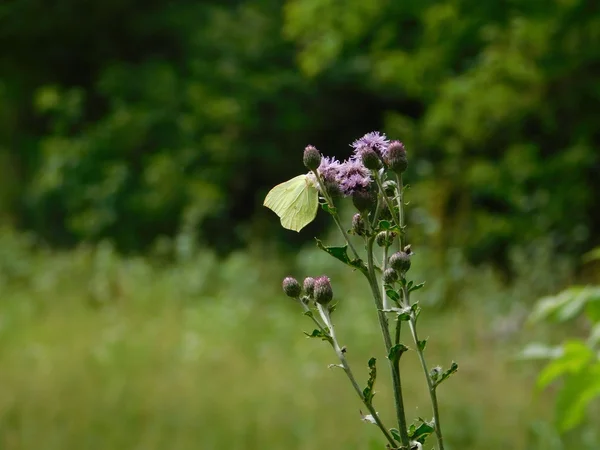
[263,174,318,232]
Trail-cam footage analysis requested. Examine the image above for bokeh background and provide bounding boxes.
[0,0,599,449]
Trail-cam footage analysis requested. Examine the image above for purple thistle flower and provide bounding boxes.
[307,156,342,195]
[337,158,372,196]
[351,131,390,159]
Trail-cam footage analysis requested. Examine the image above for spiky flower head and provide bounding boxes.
[383,267,399,284]
[351,186,377,213]
[359,147,382,171]
[351,131,390,159]
[314,275,333,305]
[307,156,342,197]
[386,140,408,174]
[303,145,322,171]
[337,158,372,197]
[282,276,302,298]
[351,213,366,236]
[303,277,315,298]
[389,251,411,273]
[376,231,395,248]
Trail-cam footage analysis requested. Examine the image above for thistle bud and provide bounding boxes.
[282,276,302,298]
[382,180,397,197]
[352,213,366,236]
[386,140,408,174]
[352,187,376,213]
[376,231,395,248]
[303,145,322,171]
[314,276,333,305]
[303,277,315,298]
[389,251,411,273]
[383,268,398,284]
[360,148,382,171]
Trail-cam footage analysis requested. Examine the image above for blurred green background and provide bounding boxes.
[0,0,598,449]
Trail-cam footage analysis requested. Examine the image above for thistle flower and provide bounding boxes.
[282,276,302,298]
[314,275,333,305]
[307,156,342,196]
[351,213,366,236]
[303,277,315,298]
[303,145,321,171]
[386,140,408,174]
[351,131,390,159]
[337,159,372,197]
[383,268,399,284]
[389,251,411,273]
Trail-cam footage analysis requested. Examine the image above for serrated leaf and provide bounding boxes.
[363,357,377,405]
[409,282,426,293]
[433,361,458,388]
[388,344,409,363]
[408,420,435,444]
[304,329,332,343]
[315,238,367,275]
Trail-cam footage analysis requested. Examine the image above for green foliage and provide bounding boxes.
[524,248,600,433]
[0,0,598,264]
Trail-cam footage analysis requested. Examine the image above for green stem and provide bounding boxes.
[373,172,400,229]
[311,169,360,260]
[365,237,410,448]
[315,303,398,448]
[395,173,405,249]
[382,244,389,310]
[406,297,444,450]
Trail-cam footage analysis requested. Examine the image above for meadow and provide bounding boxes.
[1,228,596,450]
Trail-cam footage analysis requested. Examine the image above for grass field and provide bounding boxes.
[0,231,594,449]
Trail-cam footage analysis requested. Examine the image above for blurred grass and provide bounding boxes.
[0,229,588,450]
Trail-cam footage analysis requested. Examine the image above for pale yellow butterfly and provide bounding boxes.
[263,174,319,232]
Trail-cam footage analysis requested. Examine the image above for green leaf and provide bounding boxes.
[582,247,600,263]
[315,238,367,275]
[433,361,459,388]
[362,357,377,405]
[388,343,409,363]
[407,419,435,444]
[555,363,600,432]
[537,340,593,389]
[408,281,426,293]
[417,339,428,352]
[389,428,402,443]
[386,289,400,302]
[304,329,332,343]
[320,203,337,215]
[529,286,600,324]
[379,220,392,230]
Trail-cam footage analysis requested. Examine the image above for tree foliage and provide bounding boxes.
[0,0,598,262]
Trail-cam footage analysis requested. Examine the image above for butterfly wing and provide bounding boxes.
[264,174,318,232]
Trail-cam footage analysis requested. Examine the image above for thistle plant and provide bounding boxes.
[264,132,458,450]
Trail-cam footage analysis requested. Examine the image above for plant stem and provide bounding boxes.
[314,303,398,448]
[365,237,410,448]
[311,169,360,260]
[405,288,445,450]
[395,174,405,249]
[373,172,400,229]
[382,245,389,311]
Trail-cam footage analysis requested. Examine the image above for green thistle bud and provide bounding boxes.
[352,187,376,213]
[282,276,302,298]
[360,148,382,171]
[352,213,366,236]
[314,276,333,305]
[303,145,322,171]
[303,277,315,298]
[386,140,408,174]
[383,268,398,284]
[389,251,411,273]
